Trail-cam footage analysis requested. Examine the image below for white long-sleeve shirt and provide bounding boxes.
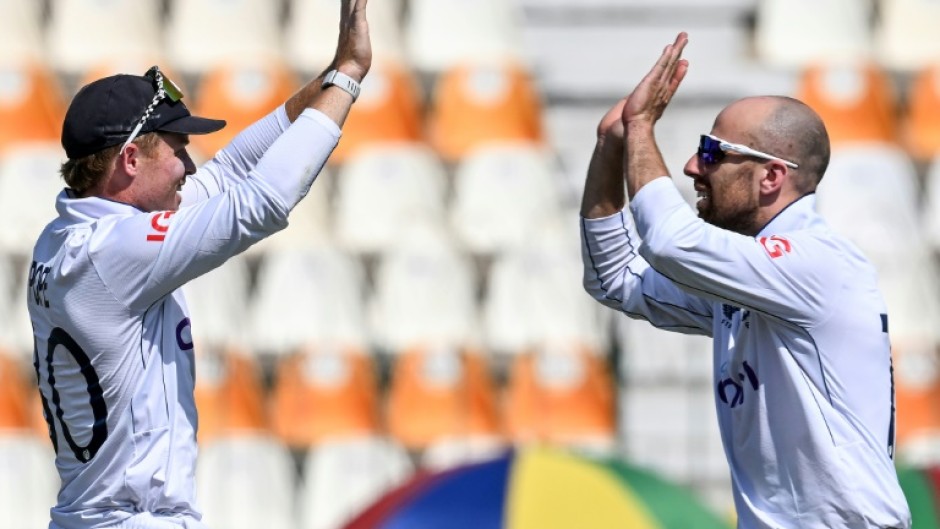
[28,106,339,529]
[581,177,911,529]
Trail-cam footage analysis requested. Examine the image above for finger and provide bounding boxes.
[658,33,688,86]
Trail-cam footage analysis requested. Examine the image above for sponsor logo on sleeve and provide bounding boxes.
[147,211,176,242]
[759,235,791,259]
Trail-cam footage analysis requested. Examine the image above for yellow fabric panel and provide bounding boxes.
[505,448,661,529]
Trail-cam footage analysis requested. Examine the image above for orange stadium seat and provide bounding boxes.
[329,62,424,164]
[270,346,380,449]
[891,339,940,457]
[504,343,616,447]
[903,65,940,162]
[0,61,66,153]
[0,354,31,431]
[427,62,545,162]
[193,350,268,444]
[795,64,899,147]
[386,345,501,450]
[189,62,299,158]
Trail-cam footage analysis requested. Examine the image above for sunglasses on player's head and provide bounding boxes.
[697,134,799,169]
[119,66,185,154]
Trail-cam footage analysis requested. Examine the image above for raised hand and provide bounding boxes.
[622,32,689,127]
[333,0,372,82]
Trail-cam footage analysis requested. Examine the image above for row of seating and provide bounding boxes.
[0,58,547,162]
[0,0,527,76]
[3,345,618,451]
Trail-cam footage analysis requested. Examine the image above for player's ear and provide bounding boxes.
[116,143,142,176]
[759,160,787,196]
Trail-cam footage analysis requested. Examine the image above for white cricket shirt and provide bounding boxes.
[581,177,911,529]
[28,107,340,529]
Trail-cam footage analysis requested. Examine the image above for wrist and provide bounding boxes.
[625,119,655,135]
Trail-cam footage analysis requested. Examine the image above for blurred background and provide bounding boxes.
[2,0,940,527]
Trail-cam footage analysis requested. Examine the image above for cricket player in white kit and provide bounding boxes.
[26,1,371,527]
[580,34,911,528]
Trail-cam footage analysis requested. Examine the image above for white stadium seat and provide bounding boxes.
[369,217,479,353]
[165,0,282,74]
[404,0,526,73]
[450,143,563,255]
[482,210,611,355]
[46,0,163,75]
[875,0,940,72]
[0,0,44,63]
[755,0,873,68]
[333,144,447,255]
[0,433,58,529]
[298,436,413,529]
[196,434,297,529]
[181,253,252,351]
[249,243,368,357]
[0,142,66,259]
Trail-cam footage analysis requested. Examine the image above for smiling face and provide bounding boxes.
[682,99,781,236]
[133,132,195,212]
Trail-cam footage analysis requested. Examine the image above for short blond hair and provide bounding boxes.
[60,132,161,195]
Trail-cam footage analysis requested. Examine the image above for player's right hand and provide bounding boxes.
[333,0,372,82]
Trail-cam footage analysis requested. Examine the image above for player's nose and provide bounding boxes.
[683,152,701,179]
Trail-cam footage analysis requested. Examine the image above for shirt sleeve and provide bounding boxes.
[90,109,341,311]
[629,177,831,328]
[581,209,714,336]
[180,105,292,205]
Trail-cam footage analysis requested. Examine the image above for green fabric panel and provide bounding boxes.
[896,466,940,529]
[597,458,732,529]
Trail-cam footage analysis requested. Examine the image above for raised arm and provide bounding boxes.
[622,32,689,198]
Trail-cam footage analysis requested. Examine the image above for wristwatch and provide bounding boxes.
[322,70,361,102]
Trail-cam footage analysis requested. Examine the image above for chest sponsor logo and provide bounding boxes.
[147,211,176,242]
[717,360,759,408]
[759,235,791,259]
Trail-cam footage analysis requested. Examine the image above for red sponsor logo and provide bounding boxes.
[759,235,791,258]
[147,211,175,242]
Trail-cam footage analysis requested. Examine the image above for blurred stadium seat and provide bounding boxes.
[617,317,712,384]
[404,0,525,74]
[189,61,299,158]
[285,0,406,73]
[0,61,66,153]
[0,0,44,64]
[193,351,269,444]
[482,211,611,355]
[386,345,501,450]
[0,432,58,529]
[427,62,545,162]
[875,0,940,72]
[182,254,253,350]
[901,65,940,162]
[891,338,940,466]
[327,62,424,165]
[249,244,368,357]
[165,0,282,74]
[449,143,562,255]
[270,346,380,449]
[796,63,899,147]
[0,142,67,259]
[0,353,31,431]
[504,342,616,449]
[196,434,296,529]
[298,436,413,529]
[368,217,479,352]
[755,0,873,69]
[46,0,162,75]
[333,144,447,255]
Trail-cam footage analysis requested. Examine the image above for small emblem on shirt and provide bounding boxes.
[720,304,751,329]
[759,235,791,259]
[147,211,176,242]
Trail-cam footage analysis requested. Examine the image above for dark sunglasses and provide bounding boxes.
[698,134,799,168]
[120,66,185,154]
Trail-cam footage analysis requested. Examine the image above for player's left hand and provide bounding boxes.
[621,32,689,127]
[332,0,372,82]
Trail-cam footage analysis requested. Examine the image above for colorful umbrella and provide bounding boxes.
[343,447,732,529]
[897,465,940,529]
